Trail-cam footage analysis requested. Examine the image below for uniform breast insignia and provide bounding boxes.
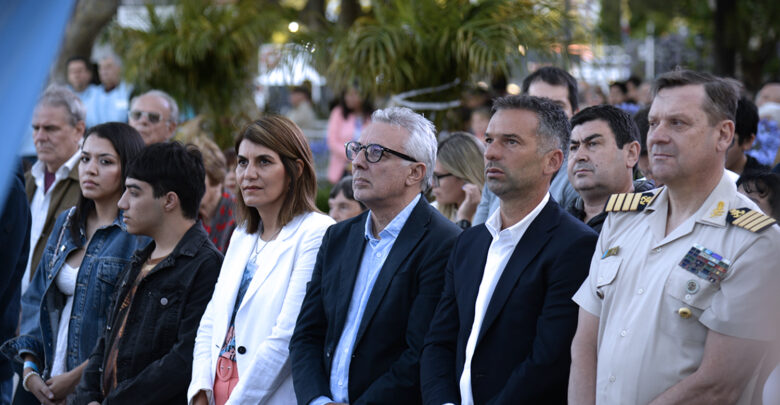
[601,246,620,259]
[709,201,725,218]
[604,191,658,213]
[726,207,776,232]
[678,243,731,284]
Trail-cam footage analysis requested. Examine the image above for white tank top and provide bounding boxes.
[50,262,78,376]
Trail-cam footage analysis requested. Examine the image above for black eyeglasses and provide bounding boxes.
[345,141,418,163]
[129,110,163,124]
[432,173,454,187]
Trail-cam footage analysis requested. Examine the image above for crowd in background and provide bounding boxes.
[1,49,780,405]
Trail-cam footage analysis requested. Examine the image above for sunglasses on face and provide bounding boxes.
[344,141,418,164]
[129,110,164,124]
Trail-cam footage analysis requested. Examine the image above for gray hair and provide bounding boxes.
[99,52,123,68]
[38,84,86,126]
[371,107,437,191]
[131,89,179,124]
[491,95,571,153]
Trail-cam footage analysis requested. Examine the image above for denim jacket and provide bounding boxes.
[0,207,149,378]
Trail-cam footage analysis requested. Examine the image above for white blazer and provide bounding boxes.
[188,212,334,405]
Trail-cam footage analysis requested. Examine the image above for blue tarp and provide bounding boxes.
[0,0,76,212]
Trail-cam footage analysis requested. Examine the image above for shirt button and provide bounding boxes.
[620,330,627,337]
[637,288,644,295]
[684,294,692,301]
[237,346,246,354]
[160,297,168,306]
[375,252,381,258]
[609,375,616,382]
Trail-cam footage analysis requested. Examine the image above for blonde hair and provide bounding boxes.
[435,132,485,220]
[190,136,227,186]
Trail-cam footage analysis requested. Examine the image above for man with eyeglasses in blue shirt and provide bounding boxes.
[291,107,461,405]
[128,90,179,145]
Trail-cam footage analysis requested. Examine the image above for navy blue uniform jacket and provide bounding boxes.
[290,197,461,405]
[420,199,597,404]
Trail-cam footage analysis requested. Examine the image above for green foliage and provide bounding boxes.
[109,0,283,147]
[293,0,565,97]
[315,183,331,213]
[598,0,780,89]
[599,0,710,44]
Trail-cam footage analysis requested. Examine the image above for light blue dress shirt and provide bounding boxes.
[87,81,132,125]
[310,194,421,405]
[69,84,100,128]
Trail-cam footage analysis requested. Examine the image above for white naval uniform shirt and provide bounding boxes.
[573,173,780,405]
[458,193,549,405]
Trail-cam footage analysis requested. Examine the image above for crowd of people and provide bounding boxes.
[2,53,780,405]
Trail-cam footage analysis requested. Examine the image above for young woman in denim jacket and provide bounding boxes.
[1,123,146,404]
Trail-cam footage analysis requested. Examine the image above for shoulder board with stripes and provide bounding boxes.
[604,191,658,213]
[726,208,777,233]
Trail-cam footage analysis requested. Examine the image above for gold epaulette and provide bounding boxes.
[604,191,658,213]
[726,208,777,232]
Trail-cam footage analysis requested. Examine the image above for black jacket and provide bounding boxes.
[72,223,222,405]
[421,199,598,404]
[567,179,655,233]
[0,162,31,380]
[290,197,461,405]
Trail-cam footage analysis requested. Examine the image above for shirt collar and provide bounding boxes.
[695,171,738,228]
[31,147,81,182]
[364,193,422,242]
[485,192,550,239]
[643,171,735,228]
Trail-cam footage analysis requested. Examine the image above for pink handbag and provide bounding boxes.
[213,356,239,405]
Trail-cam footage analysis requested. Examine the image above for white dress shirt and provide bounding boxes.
[23,151,80,294]
[458,193,549,405]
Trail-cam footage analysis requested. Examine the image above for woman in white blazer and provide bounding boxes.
[189,116,334,405]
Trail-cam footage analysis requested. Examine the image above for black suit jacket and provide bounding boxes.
[420,199,597,405]
[290,196,461,405]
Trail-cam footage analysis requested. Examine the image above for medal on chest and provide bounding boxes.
[678,243,731,284]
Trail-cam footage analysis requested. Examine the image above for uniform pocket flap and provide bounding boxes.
[596,257,621,288]
[665,268,719,310]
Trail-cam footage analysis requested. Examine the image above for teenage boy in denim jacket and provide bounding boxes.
[73,142,223,404]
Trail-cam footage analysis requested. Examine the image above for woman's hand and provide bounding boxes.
[456,183,482,222]
[45,366,83,401]
[25,371,56,405]
[193,390,209,405]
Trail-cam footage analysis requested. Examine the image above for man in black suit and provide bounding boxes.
[290,107,461,405]
[420,96,598,405]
